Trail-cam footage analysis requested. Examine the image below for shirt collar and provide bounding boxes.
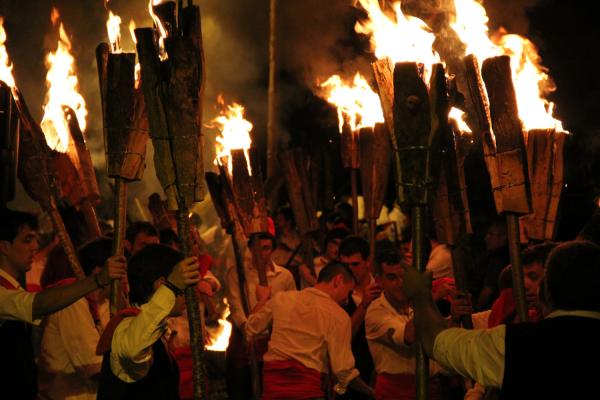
[546,309,600,320]
[0,268,21,289]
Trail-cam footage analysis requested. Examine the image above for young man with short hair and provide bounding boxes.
[0,209,126,399]
[246,262,375,399]
[97,244,200,399]
[125,221,160,255]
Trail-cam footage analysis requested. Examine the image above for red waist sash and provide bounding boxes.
[376,373,440,400]
[262,359,325,400]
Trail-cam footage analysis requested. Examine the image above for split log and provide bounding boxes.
[0,81,19,206]
[372,57,395,145]
[340,122,360,233]
[522,129,565,241]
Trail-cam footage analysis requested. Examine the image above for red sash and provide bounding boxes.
[262,359,325,400]
[95,307,142,355]
[375,374,440,400]
[0,275,18,290]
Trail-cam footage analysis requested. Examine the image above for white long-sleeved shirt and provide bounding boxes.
[246,287,360,390]
[226,259,296,328]
[110,285,175,383]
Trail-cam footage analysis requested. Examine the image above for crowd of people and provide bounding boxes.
[1,202,599,400]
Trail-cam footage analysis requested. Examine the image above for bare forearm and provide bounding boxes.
[412,292,448,357]
[32,276,98,320]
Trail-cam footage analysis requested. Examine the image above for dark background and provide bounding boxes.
[1,0,598,239]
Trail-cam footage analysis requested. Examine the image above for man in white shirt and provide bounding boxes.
[246,262,375,399]
[0,208,126,400]
[404,240,600,399]
[96,244,200,399]
[225,232,296,400]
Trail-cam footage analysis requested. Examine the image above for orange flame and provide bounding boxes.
[0,17,15,88]
[148,0,169,61]
[451,0,564,132]
[449,107,472,134]
[321,73,384,132]
[213,96,253,174]
[41,8,88,153]
[129,19,141,87]
[106,11,122,53]
[355,0,440,82]
[206,300,232,352]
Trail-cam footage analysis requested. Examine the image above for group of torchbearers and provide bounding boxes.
[2,1,600,400]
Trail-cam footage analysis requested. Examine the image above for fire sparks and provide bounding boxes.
[41,8,87,153]
[0,17,15,88]
[355,0,440,82]
[321,73,384,133]
[212,97,253,174]
[106,11,122,53]
[148,0,169,61]
[450,0,564,132]
[206,301,232,352]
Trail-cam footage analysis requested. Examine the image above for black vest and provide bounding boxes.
[502,315,600,399]
[0,319,37,400]
[97,338,180,400]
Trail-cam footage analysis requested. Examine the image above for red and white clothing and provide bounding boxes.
[246,288,360,397]
[426,244,453,280]
[0,268,39,325]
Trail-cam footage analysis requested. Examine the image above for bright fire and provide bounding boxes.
[355,0,440,83]
[321,73,384,132]
[106,11,122,53]
[449,107,472,134]
[0,17,15,88]
[129,19,141,87]
[212,96,253,174]
[450,0,564,132]
[206,301,232,352]
[148,0,169,61]
[41,9,87,153]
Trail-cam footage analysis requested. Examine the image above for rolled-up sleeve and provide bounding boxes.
[327,315,360,393]
[365,303,409,348]
[245,298,273,339]
[433,326,506,388]
[110,285,175,382]
[0,287,39,325]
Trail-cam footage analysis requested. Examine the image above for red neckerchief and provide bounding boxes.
[0,275,18,290]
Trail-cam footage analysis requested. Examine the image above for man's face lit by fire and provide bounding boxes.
[379,262,408,305]
[524,261,545,309]
[0,225,39,275]
[340,252,370,285]
[331,273,355,305]
[131,232,159,255]
[256,238,274,267]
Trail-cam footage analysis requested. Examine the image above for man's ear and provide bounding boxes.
[153,276,166,291]
[0,240,11,256]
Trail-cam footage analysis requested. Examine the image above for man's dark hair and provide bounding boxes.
[128,244,184,304]
[125,221,158,244]
[78,237,113,277]
[248,232,276,248]
[277,205,295,225]
[160,229,181,248]
[339,235,370,260]
[0,208,38,243]
[317,262,356,284]
[323,227,350,249]
[374,240,402,276]
[545,240,600,312]
[522,242,558,267]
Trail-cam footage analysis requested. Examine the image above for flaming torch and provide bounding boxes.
[41,8,101,244]
[135,1,207,397]
[0,18,19,207]
[96,8,149,314]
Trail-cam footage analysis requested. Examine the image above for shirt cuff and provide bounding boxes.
[334,367,361,395]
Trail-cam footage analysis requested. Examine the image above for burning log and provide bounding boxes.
[393,62,446,400]
[96,37,149,314]
[465,54,532,322]
[340,121,361,233]
[372,58,395,141]
[359,123,392,264]
[13,89,85,280]
[278,148,320,276]
[135,1,207,396]
[0,81,19,207]
[521,129,565,241]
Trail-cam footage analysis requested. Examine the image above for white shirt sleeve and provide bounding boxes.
[433,325,506,388]
[245,297,274,339]
[110,285,175,382]
[365,302,411,349]
[327,314,360,393]
[0,286,39,325]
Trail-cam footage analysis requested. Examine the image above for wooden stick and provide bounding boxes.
[110,177,128,314]
[0,82,19,207]
[267,0,278,179]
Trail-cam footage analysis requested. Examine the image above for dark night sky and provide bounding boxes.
[0,0,598,238]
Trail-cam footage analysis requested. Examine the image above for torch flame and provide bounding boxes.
[41,8,88,153]
[206,300,232,352]
[0,17,15,88]
[148,0,169,61]
[355,0,440,82]
[213,96,253,174]
[321,73,384,132]
[450,0,564,132]
[106,11,122,53]
[449,107,472,134]
[129,19,141,87]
